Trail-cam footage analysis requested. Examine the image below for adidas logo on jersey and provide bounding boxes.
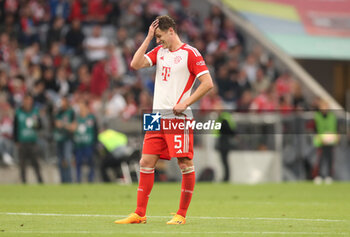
[176,149,183,154]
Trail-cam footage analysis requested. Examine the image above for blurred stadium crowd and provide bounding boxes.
[0,0,321,183]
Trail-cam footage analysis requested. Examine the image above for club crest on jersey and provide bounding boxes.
[174,56,182,64]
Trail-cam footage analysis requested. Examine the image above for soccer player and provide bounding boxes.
[114,15,213,225]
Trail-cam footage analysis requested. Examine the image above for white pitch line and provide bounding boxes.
[2,212,118,218]
[0,212,347,223]
[2,230,349,236]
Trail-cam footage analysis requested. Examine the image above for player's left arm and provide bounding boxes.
[173,73,213,115]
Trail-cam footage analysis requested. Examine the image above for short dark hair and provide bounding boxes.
[156,15,177,33]
[23,93,33,99]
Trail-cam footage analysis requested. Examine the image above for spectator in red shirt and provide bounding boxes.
[90,59,108,97]
[28,0,49,25]
[250,86,277,112]
[88,0,112,23]
[279,95,293,115]
[200,86,222,113]
[69,0,89,22]
[76,64,91,93]
[275,71,294,97]
[4,0,19,15]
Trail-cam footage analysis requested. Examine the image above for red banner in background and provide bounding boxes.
[258,0,350,37]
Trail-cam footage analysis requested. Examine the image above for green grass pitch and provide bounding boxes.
[0,182,349,236]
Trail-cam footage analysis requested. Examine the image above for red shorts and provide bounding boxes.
[142,118,193,160]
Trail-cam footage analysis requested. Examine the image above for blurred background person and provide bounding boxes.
[64,19,85,55]
[98,127,129,182]
[313,100,339,185]
[0,92,14,165]
[83,24,108,67]
[13,94,43,183]
[70,100,98,183]
[53,96,74,183]
[216,111,236,182]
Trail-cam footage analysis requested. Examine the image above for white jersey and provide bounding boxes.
[144,43,209,118]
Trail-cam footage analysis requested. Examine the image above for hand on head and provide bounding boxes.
[148,19,159,38]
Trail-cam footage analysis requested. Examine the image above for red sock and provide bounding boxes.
[135,167,154,217]
[177,167,195,217]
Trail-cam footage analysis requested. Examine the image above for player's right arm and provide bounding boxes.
[130,20,159,70]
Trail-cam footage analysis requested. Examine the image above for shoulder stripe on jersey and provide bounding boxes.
[149,45,162,53]
[184,46,199,57]
[184,45,198,53]
[193,47,201,56]
[184,45,200,57]
[144,54,153,67]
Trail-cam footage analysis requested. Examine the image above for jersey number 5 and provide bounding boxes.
[174,135,182,149]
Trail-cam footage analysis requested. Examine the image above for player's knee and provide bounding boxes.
[139,157,155,168]
[177,162,186,170]
[177,158,193,170]
[139,159,148,168]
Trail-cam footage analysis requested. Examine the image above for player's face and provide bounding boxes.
[23,96,33,110]
[155,28,171,49]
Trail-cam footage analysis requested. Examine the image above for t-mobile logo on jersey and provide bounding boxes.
[161,66,171,81]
